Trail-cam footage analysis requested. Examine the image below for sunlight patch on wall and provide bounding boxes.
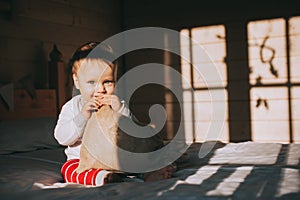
[291,87,300,142]
[248,17,300,143]
[194,90,228,142]
[290,16,300,83]
[191,26,227,88]
[180,25,228,143]
[180,29,192,89]
[183,90,194,142]
[250,87,289,143]
[290,16,300,143]
[248,18,287,85]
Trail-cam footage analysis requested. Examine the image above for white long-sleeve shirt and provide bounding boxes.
[54,95,131,160]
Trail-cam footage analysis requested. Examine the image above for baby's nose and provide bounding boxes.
[95,83,105,93]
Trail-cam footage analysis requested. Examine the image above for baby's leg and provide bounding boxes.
[143,165,175,182]
[61,159,123,186]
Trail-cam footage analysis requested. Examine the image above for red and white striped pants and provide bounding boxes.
[61,159,110,186]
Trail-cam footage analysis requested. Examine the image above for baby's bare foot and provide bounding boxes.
[143,165,175,182]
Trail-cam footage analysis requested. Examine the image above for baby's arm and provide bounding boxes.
[54,99,88,146]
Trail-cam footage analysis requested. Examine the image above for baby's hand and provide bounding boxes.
[81,97,100,119]
[97,94,121,112]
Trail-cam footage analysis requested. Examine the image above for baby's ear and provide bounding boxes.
[73,74,80,89]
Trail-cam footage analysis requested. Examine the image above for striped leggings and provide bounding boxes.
[61,159,110,186]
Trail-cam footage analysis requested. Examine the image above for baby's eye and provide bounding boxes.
[87,80,95,85]
[103,80,114,86]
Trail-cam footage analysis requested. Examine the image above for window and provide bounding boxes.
[248,17,300,143]
[180,16,299,143]
[180,25,229,143]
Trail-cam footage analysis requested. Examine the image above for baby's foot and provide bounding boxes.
[104,173,124,184]
[143,165,175,182]
[95,171,123,186]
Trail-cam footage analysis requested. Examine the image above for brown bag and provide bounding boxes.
[76,105,163,173]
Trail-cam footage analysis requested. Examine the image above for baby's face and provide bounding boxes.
[73,59,115,102]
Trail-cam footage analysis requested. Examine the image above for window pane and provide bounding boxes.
[191,25,227,87]
[183,91,194,142]
[248,57,287,84]
[180,29,192,89]
[180,29,191,63]
[193,62,227,88]
[289,16,300,83]
[194,90,228,142]
[291,87,300,142]
[248,18,287,85]
[180,25,228,143]
[250,87,289,142]
[181,63,191,89]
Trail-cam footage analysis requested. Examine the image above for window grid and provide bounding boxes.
[180,16,299,143]
[180,25,229,143]
[248,17,300,143]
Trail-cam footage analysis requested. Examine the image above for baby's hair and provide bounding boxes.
[69,41,118,80]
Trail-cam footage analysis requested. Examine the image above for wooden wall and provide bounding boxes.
[0,0,299,142]
[0,0,121,99]
[120,0,300,142]
[121,0,299,29]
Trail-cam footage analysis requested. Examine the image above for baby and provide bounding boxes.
[54,41,174,186]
